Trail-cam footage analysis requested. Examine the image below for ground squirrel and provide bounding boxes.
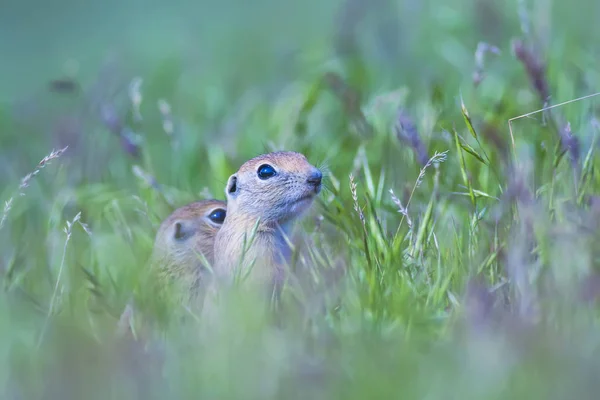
[150,199,227,303]
[116,200,226,340]
[212,151,322,296]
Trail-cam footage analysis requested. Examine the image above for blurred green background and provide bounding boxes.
[2,0,600,398]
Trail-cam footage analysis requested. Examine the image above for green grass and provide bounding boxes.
[2,0,600,398]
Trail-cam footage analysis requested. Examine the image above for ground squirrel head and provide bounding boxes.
[152,200,226,274]
[224,151,322,226]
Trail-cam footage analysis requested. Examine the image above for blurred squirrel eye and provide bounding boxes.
[257,164,276,180]
[208,208,226,224]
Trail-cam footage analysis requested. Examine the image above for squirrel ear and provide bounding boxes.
[173,221,191,240]
[226,174,238,198]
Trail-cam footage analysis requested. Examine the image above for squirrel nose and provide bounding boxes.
[307,169,322,186]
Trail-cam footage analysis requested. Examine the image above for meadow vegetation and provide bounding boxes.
[2,0,600,398]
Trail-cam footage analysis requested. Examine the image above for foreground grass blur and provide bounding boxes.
[2,0,600,398]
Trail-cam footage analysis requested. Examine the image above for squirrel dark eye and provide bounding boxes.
[208,208,226,224]
[257,164,276,180]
